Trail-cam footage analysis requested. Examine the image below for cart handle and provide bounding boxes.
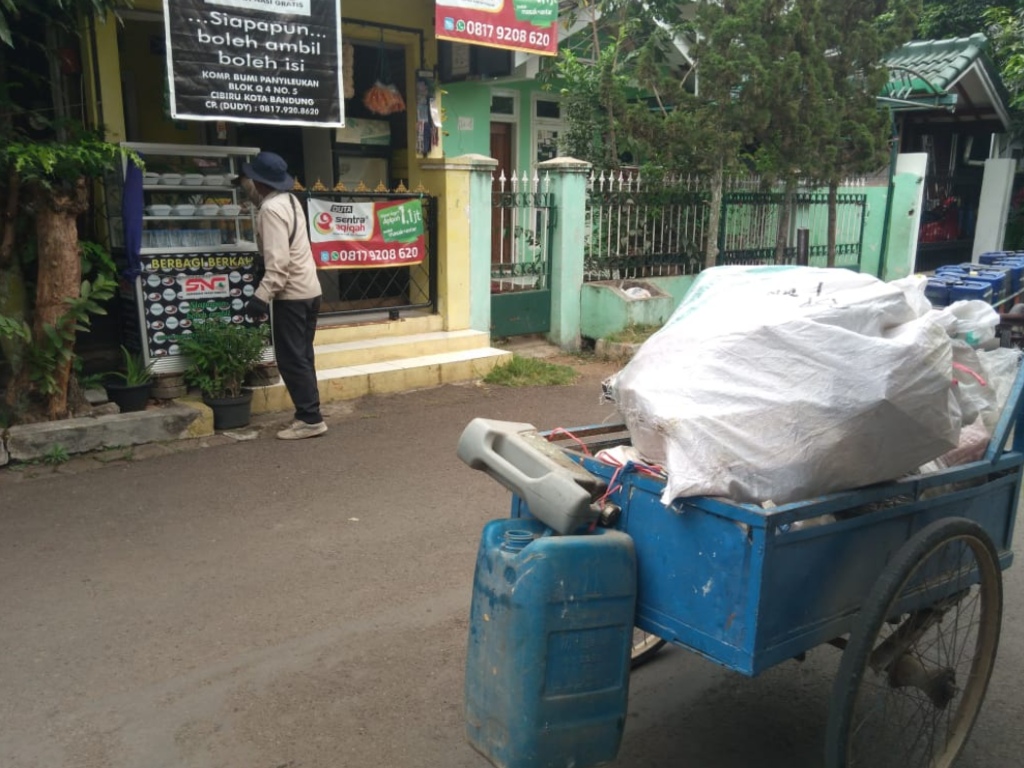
[457,418,604,534]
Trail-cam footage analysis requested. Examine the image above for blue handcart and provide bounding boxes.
[458,363,1024,768]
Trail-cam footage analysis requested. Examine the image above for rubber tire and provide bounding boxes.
[630,627,667,669]
[825,517,1003,768]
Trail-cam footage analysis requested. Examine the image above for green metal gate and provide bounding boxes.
[490,170,555,338]
[719,191,868,269]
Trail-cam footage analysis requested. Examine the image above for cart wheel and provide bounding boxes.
[825,518,1003,768]
[630,626,666,669]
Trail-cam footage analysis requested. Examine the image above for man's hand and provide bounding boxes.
[243,296,270,320]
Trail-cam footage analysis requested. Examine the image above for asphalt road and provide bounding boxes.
[1,356,1022,768]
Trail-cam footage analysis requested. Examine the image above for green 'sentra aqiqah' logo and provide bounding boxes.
[513,0,558,27]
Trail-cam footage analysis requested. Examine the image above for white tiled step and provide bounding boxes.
[314,313,442,344]
[313,329,491,368]
[251,346,513,415]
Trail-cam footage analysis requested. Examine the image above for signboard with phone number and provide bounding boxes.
[436,0,559,56]
[307,197,426,269]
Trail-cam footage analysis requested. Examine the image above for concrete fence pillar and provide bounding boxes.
[421,154,498,332]
[538,156,591,351]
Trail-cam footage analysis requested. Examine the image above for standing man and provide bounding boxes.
[237,151,327,440]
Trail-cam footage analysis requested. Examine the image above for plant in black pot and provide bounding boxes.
[179,317,268,430]
[104,346,154,413]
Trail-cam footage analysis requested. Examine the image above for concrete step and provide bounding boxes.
[314,313,442,345]
[313,329,491,369]
[251,345,513,415]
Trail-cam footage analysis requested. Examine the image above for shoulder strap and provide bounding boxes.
[287,194,299,246]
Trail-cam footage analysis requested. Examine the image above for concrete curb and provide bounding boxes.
[594,339,641,360]
[4,404,209,464]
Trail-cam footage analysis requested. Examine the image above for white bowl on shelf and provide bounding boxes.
[172,204,196,216]
[183,173,205,186]
[197,203,220,216]
[143,172,161,185]
[159,173,182,185]
[145,204,172,216]
[203,174,226,186]
[219,204,241,216]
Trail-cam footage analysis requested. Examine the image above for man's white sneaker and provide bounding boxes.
[276,420,328,440]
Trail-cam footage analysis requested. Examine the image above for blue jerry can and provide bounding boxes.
[465,518,637,768]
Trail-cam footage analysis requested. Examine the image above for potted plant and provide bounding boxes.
[103,346,154,413]
[179,317,268,429]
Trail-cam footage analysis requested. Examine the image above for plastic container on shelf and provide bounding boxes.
[925,277,957,306]
[159,173,182,185]
[172,204,196,216]
[465,517,636,768]
[979,251,1017,265]
[145,204,172,216]
[937,267,1005,302]
[197,203,220,216]
[183,173,204,186]
[968,264,1013,296]
[993,260,1024,294]
[949,281,994,304]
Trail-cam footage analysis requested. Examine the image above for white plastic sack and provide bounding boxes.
[605,266,962,505]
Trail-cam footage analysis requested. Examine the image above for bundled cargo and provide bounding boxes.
[604,266,1007,506]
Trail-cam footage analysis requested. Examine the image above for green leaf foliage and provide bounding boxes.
[105,345,154,386]
[179,317,269,399]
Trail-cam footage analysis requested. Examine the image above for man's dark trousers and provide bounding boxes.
[271,297,323,425]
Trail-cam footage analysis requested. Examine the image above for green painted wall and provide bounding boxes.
[442,80,564,170]
[580,275,696,340]
[440,84,492,158]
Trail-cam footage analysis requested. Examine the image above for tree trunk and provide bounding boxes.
[774,180,794,264]
[706,160,724,269]
[827,180,838,268]
[32,178,88,420]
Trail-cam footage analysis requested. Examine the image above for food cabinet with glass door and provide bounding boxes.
[107,143,274,373]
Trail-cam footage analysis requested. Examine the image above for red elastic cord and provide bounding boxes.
[546,427,593,456]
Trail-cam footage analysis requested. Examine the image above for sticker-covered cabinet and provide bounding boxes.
[107,143,272,373]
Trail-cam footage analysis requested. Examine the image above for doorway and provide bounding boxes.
[490,121,514,265]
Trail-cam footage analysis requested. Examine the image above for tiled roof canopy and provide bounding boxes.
[881,33,1011,128]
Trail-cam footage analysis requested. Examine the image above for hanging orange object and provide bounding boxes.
[362,31,406,116]
[363,81,406,115]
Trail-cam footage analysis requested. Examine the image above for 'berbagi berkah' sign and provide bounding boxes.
[164,0,344,127]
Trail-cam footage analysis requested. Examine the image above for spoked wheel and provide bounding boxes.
[826,518,1003,768]
[630,626,666,669]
